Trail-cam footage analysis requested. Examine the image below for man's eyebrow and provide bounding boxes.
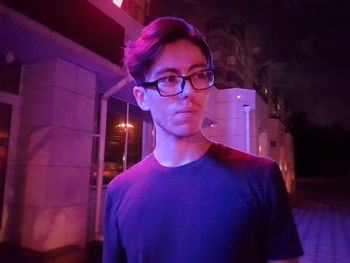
[152,63,208,79]
[188,63,207,71]
[153,68,179,78]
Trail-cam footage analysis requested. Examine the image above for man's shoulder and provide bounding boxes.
[107,153,155,194]
[209,143,276,170]
[208,143,282,189]
[209,143,285,204]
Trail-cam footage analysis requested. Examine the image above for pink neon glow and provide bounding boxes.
[113,0,123,8]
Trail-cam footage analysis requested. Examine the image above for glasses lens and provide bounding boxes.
[191,70,215,90]
[157,76,182,96]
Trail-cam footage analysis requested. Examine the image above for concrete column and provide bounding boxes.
[8,57,96,252]
[243,105,252,153]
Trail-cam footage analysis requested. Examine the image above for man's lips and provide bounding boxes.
[175,108,197,114]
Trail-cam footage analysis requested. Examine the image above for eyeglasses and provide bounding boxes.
[141,69,215,97]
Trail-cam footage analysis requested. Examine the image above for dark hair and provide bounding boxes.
[124,16,213,86]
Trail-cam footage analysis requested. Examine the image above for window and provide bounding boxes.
[0,103,11,227]
[91,98,153,185]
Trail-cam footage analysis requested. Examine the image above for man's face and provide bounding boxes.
[134,39,211,139]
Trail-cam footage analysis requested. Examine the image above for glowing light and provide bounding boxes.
[113,0,123,8]
[264,88,268,94]
[116,123,134,128]
[237,95,241,99]
[210,123,215,128]
[5,50,15,63]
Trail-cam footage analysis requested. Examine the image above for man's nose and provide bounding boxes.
[180,77,195,98]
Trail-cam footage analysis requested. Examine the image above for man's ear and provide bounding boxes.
[133,86,150,111]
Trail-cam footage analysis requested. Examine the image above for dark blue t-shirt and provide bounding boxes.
[103,143,303,263]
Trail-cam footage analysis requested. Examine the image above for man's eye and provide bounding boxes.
[160,76,178,84]
[194,72,208,79]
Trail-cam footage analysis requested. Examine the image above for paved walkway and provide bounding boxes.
[290,178,350,263]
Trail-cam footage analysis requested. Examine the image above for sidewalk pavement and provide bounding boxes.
[290,177,350,263]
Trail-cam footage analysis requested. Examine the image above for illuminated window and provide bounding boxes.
[91,98,152,185]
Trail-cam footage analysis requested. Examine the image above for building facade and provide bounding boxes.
[0,0,149,259]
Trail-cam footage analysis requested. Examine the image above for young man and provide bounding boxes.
[103,17,303,263]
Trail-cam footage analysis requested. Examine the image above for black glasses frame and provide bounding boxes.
[141,69,215,97]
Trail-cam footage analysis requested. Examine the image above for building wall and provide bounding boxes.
[1,57,97,251]
[266,119,296,193]
[0,0,142,253]
[206,17,259,91]
[203,88,258,153]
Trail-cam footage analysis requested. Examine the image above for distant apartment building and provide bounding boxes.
[206,17,287,120]
[203,16,296,192]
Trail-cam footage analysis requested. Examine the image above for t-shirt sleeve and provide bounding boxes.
[262,162,304,260]
[103,187,127,263]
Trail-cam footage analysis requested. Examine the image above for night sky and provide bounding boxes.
[150,0,350,129]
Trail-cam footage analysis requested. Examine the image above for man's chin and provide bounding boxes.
[155,121,203,139]
[172,125,203,139]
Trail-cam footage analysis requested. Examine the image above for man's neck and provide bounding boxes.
[153,131,212,167]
